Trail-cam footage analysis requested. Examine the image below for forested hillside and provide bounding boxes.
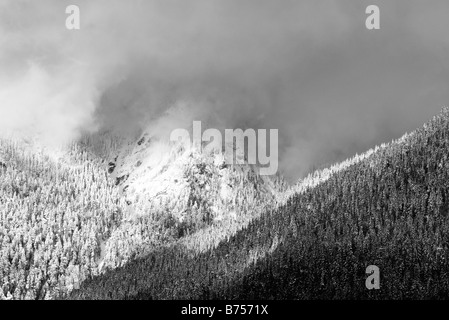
[0,138,125,299]
[0,131,285,300]
[69,107,449,299]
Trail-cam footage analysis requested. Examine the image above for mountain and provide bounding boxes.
[69,107,449,300]
[0,123,286,300]
[3,108,449,300]
[95,124,287,272]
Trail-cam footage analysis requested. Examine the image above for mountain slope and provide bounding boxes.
[0,136,125,300]
[0,122,286,299]
[94,124,286,271]
[70,107,449,299]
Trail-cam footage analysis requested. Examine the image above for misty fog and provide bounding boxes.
[1,0,449,181]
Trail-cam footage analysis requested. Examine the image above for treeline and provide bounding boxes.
[69,107,449,299]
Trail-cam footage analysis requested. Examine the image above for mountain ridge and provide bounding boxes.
[68,107,449,299]
[2,108,449,299]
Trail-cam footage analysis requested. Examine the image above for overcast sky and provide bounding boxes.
[1,0,449,180]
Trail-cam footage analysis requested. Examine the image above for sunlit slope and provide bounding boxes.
[0,137,125,300]
[71,107,449,299]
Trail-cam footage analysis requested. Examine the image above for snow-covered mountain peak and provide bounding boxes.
[107,124,282,223]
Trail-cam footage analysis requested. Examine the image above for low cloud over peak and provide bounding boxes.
[1,0,449,180]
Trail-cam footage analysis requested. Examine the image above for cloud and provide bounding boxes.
[1,0,449,179]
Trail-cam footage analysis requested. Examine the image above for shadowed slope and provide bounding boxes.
[69,108,449,300]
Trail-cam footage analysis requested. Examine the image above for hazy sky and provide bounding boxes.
[1,0,449,180]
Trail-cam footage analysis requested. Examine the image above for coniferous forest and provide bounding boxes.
[2,108,449,300]
[4,0,449,305]
[67,107,449,300]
